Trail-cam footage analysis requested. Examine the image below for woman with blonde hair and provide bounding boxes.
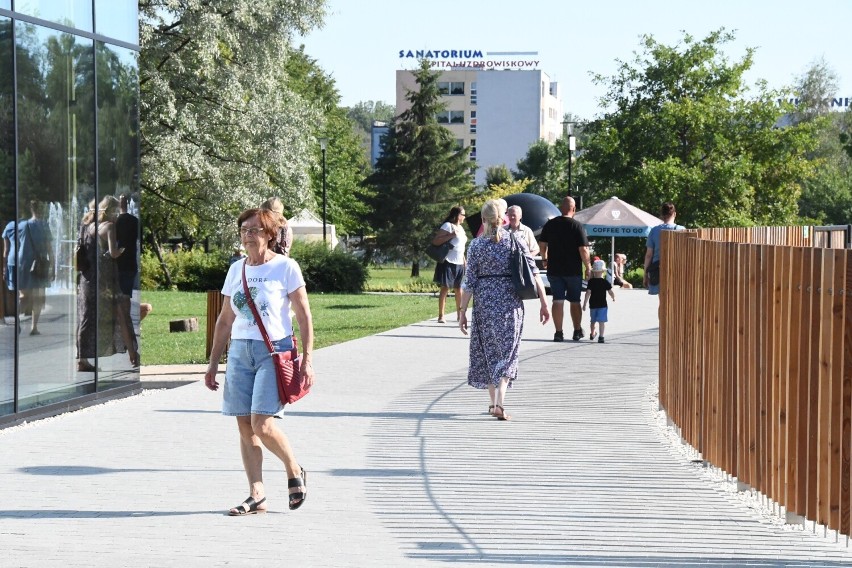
[76,195,138,371]
[260,196,293,257]
[458,199,549,420]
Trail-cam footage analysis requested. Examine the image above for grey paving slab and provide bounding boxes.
[1,290,851,567]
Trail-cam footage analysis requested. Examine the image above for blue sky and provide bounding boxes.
[299,0,851,120]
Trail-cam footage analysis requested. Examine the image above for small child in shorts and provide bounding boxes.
[582,259,616,343]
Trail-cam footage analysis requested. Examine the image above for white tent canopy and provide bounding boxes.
[289,210,337,248]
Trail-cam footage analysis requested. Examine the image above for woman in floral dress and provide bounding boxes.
[458,199,549,420]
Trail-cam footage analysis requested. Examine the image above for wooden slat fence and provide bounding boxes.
[659,225,852,537]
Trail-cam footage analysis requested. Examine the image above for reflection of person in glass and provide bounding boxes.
[115,195,140,367]
[2,218,19,323]
[2,201,53,335]
[76,196,138,372]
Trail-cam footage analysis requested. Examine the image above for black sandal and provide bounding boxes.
[228,496,266,516]
[288,468,307,510]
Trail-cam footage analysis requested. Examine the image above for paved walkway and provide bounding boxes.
[2,290,851,567]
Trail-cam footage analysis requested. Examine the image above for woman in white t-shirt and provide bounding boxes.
[431,206,468,323]
[205,208,315,515]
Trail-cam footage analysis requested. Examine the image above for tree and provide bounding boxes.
[793,60,852,224]
[139,0,325,253]
[579,29,821,228]
[364,59,474,276]
[513,115,587,203]
[791,57,839,123]
[284,46,371,235]
[347,100,396,132]
[346,100,396,166]
[484,165,513,187]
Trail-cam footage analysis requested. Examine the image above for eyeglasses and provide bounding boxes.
[239,227,265,237]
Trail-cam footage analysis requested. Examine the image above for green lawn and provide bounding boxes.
[364,264,439,293]
[140,289,439,365]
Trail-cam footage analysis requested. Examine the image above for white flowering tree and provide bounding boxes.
[139,0,327,254]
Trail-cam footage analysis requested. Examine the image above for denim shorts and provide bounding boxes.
[222,336,294,417]
[549,275,583,303]
[590,307,608,323]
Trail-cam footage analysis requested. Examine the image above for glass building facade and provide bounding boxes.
[0,2,140,425]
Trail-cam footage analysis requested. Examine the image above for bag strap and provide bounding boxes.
[241,261,298,356]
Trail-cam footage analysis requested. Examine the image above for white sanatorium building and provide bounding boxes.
[395,68,564,186]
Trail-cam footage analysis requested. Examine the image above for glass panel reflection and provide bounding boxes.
[95,0,138,45]
[16,21,95,410]
[95,42,139,387]
[0,17,13,416]
[15,0,93,32]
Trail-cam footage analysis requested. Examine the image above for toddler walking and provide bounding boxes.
[582,259,615,343]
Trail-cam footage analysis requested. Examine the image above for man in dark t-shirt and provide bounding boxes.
[538,196,592,342]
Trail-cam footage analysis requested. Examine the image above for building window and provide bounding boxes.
[16,0,93,32]
[470,82,477,105]
[469,138,476,161]
[438,81,465,95]
[470,110,476,134]
[455,138,464,150]
[438,110,464,124]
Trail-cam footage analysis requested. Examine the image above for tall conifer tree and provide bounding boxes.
[365,60,473,276]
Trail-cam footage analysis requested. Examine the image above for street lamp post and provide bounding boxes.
[563,121,576,197]
[319,137,328,244]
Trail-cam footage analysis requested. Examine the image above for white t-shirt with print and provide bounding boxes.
[440,221,467,265]
[221,255,306,341]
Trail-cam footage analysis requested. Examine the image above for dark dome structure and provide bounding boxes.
[465,193,560,237]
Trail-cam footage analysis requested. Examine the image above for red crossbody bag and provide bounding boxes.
[241,262,310,404]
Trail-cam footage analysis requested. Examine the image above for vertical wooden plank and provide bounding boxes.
[757,244,769,495]
[704,242,718,462]
[687,237,701,450]
[817,249,832,526]
[767,245,779,502]
[829,249,844,531]
[775,246,790,507]
[843,251,852,537]
[786,247,804,513]
[805,247,820,521]
[748,245,760,488]
[725,241,737,475]
[737,243,750,485]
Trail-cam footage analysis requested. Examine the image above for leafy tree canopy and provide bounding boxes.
[347,100,396,132]
[284,45,371,235]
[579,29,821,228]
[793,59,852,225]
[139,0,326,248]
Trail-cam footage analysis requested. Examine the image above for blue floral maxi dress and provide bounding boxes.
[462,228,537,388]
